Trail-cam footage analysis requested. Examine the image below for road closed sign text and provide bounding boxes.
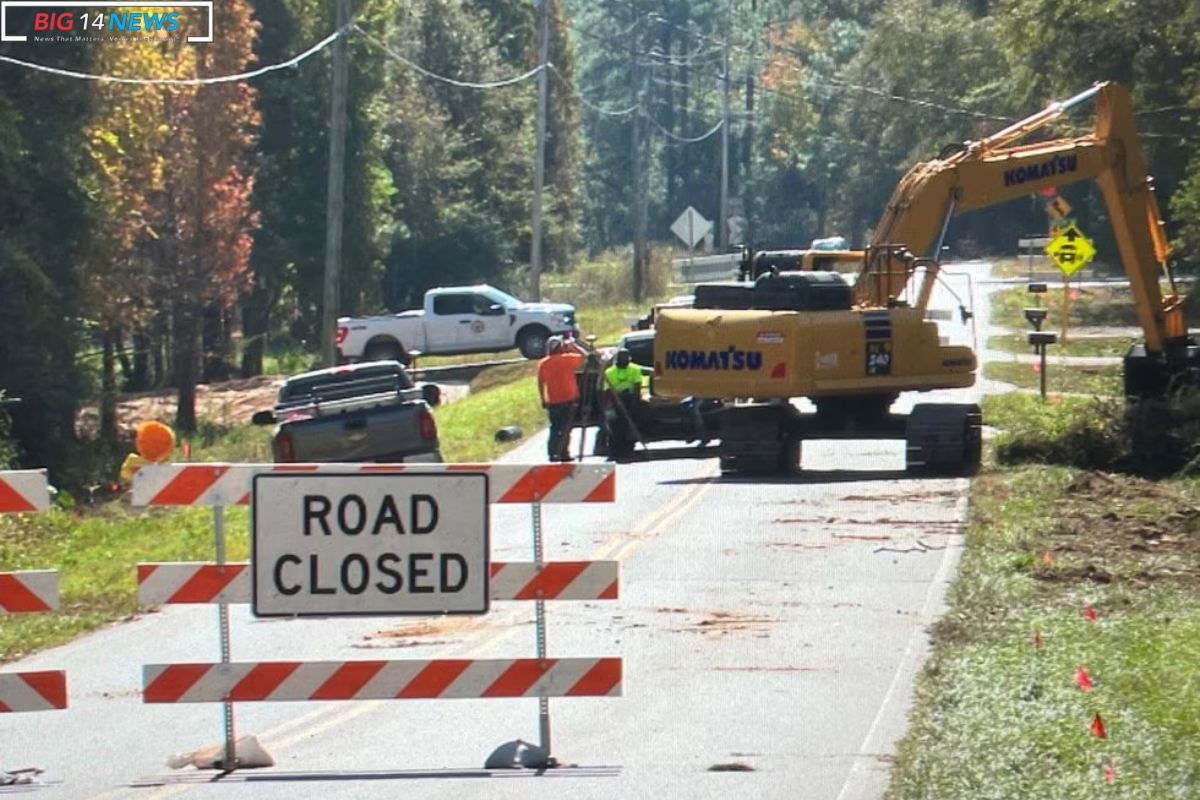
[252,472,489,617]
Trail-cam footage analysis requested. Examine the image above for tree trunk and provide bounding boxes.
[114,327,133,391]
[240,284,268,377]
[130,329,150,391]
[100,327,118,443]
[173,304,199,433]
[202,303,235,382]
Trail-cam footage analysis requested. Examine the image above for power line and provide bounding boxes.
[0,20,348,85]
[352,25,542,89]
[550,64,638,117]
[645,113,723,143]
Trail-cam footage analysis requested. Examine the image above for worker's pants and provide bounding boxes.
[546,402,574,461]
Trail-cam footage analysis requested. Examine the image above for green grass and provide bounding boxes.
[0,504,250,660]
[991,285,1147,331]
[988,334,1132,358]
[984,361,1123,396]
[887,464,1200,798]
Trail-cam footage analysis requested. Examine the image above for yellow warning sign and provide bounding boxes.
[1046,196,1072,220]
[1044,223,1096,277]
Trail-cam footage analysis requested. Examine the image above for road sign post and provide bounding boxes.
[1045,223,1094,345]
[671,207,713,276]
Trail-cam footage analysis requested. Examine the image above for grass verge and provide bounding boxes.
[991,285,1146,331]
[889,391,1200,797]
[0,505,249,661]
[984,361,1122,396]
[987,334,1131,358]
[887,464,1200,798]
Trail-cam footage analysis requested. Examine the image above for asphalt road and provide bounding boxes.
[3,262,1001,800]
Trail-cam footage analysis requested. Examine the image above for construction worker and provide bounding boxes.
[602,348,643,459]
[537,335,585,461]
[604,348,643,396]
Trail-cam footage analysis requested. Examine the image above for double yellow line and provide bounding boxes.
[591,461,718,563]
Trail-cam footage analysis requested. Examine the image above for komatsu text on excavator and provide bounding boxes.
[602,81,1195,476]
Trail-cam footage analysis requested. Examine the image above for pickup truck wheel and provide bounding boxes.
[517,326,551,359]
[363,339,409,365]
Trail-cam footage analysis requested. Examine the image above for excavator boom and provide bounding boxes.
[861,82,1185,361]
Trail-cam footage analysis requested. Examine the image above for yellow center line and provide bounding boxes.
[589,461,719,562]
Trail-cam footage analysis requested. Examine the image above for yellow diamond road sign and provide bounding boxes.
[1046,195,1072,220]
[1045,223,1095,277]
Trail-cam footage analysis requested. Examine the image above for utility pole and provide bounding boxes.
[529,0,551,301]
[745,0,756,245]
[321,0,350,367]
[719,36,730,252]
[631,24,646,304]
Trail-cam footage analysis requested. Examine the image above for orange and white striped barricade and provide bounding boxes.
[131,462,618,769]
[0,469,67,714]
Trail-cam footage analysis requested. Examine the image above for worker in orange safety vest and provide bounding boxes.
[536,336,586,461]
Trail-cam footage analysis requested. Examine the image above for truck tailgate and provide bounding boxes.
[282,404,433,463]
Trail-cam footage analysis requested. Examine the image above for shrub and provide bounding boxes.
[989,388,1200,477]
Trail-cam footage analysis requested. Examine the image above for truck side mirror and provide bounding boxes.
[486,303,505,316]
[251,410,277,426]
[421,383,442,408]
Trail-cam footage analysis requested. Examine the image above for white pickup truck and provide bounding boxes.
[336,285,577,364]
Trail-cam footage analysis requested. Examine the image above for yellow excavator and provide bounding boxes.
[612,82,1194,475]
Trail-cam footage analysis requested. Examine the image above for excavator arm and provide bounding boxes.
[859,82,1185,359]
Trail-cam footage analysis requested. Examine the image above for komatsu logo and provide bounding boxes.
[1004,155,1077,187]
[665,348,763,371]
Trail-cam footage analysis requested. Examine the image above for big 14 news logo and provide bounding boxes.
[32,8,181,33]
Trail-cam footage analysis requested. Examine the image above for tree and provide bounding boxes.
[81,37,174,438]
[377,0,537,306]
[0,35,89,476]
[156,1,260,431]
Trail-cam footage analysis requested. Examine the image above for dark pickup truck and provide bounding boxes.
[251,361,443,463]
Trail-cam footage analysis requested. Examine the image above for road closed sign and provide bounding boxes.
[251,472,489,617]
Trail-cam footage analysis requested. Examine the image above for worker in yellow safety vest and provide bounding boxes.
[601,349,643,459]
[604,348,643,396]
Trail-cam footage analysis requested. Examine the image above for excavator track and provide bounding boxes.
[904,403,983,476]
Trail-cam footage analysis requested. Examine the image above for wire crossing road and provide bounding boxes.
[3,263,999,800]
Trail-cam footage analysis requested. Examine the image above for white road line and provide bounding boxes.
[833,482,967,800]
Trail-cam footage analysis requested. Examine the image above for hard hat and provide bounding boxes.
[546,336,564,352]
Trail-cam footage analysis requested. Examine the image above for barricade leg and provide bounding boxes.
[213,505,237,769]
[532,500,552,761]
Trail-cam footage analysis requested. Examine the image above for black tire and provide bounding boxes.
[956,414,983,477]
[363,339,408,365]
[777,435,802,475]
[517,326,551,359]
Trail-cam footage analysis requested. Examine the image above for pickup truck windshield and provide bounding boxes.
[484,287,522,309]
[278,365,413,405]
